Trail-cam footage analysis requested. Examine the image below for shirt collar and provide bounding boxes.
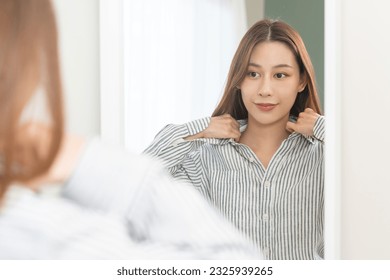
[224,118,316,145]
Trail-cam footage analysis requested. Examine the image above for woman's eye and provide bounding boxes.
[248,72,259,78]
[275,73,286,79]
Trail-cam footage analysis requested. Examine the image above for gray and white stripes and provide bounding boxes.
[144,116,325,260]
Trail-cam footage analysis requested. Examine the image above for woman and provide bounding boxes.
[144,19,324,260]
[0,0,259,259]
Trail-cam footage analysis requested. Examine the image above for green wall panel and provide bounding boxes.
[265,0,324,110]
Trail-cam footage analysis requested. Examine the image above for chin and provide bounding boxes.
[250,113,288,126]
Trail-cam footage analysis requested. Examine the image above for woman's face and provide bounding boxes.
[239,41,305,127]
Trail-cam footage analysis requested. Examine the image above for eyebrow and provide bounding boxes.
[248,62,294,69]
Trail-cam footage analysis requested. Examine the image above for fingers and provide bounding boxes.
[298,108,318,120]
[221,114,239,127]
[286,121,297,133]
[304,108,314,114]
[290,108,320,136]
[218,114,240,132]
[206,114,241,139]
[224,115,241,139]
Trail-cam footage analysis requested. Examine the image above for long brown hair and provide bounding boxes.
[0,0,64,199]
[212,19,321,119]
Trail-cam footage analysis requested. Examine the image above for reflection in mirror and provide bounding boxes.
[121,0,324,153]
[143,14,325,259]
[99,0,326,260]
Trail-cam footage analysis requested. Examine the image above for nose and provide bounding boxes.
[258,91,271,97]
[257,77,272,97]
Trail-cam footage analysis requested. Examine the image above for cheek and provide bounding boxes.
[240,91,251,109]
[240,82,258,98]
[277,82,300,100]
[240,83,257,101]
[240,82,256,95]
[284,90,298,100]
[284,92,299,109]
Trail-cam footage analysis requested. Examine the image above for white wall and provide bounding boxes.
[338,0,390,259]
[52,0,100,137]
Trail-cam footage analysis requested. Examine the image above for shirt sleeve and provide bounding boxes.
[313,115,325,142]
[143,117,212,188]
[143,117,210,170]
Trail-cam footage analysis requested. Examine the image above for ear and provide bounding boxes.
[298,74,307,93]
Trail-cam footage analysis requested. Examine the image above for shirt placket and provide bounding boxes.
[261,177,272,259]
[234,144,272,258]
[261,136,296,259]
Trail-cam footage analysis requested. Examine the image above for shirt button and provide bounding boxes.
[263,213,268,220]
[248,156,255,163]
[264,181,271,188]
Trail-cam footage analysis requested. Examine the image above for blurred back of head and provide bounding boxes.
[0,0,64,198]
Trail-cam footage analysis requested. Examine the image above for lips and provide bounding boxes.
[255,103,277,111]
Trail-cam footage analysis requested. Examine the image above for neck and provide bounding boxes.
[239,116,290,151]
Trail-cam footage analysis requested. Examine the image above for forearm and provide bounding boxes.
[184,131,204,141]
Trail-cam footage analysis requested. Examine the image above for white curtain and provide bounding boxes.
[108,0,247,153]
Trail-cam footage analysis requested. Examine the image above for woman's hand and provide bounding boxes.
[185,114,241,141]
[286,108,320,137]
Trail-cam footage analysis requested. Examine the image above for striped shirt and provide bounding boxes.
[144,116,325,260]
[0,139,260,259]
